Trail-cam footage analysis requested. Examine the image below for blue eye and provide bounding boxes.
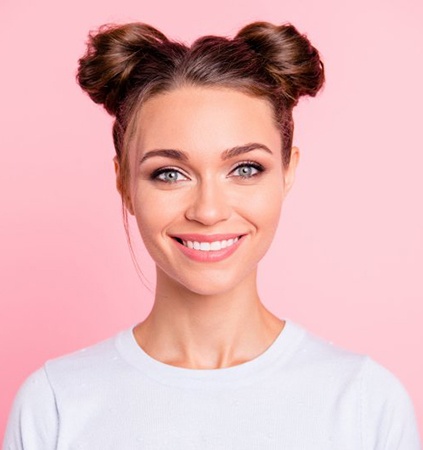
[151,168,188,183]
[231,162,264,179]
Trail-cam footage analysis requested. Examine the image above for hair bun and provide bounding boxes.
[235,21,325,105]
[76,23,169,116]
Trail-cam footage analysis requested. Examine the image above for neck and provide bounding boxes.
[133,267,284,369]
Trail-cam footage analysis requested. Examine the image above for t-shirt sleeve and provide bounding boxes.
[2,365,59,450]
[361,356,422,450]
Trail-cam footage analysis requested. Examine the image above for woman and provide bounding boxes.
[3,20,421,449]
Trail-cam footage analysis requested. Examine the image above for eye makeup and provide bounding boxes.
[229,161,265,179]
[147,159,267,184]
[149,166,190,183]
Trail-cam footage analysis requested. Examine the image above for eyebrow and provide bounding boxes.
[139,143,273,164]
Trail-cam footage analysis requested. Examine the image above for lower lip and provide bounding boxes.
[172,235,246,262]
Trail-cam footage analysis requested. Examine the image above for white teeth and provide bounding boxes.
[181,237,240,251]
[200,242,211,251]
[210,241,220,250]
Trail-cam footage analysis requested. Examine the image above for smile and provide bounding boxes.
[180,237,239,251]
[170,234,246,262]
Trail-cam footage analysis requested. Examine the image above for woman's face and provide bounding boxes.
[116,86,299,296]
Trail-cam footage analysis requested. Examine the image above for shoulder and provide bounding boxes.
[287,321,369,380]
[3,329,127,449]
[359,357,421,448]
[359,355,413,402]
[43,331,120,383]
[3,366,59,449]
[288,321,421,449]
[294,321,417,404]
[36,329,132,401]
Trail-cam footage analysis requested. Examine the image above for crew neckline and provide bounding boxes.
[115,319,306,388]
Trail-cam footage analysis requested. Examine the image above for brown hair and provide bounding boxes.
[76,21,324,277]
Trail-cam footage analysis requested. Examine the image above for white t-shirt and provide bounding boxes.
[3,320,421,449]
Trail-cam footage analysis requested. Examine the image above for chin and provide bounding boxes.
[161,265,256,298]
[181,282,236,297]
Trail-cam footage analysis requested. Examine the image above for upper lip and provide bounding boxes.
[170,233,245,242]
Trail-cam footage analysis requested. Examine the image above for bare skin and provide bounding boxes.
[114,86,300,370]
[134,272,285,369]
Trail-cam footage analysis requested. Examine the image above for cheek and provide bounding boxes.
[132,190,161,242]
[132,187,180,245]
[241,181,284,229]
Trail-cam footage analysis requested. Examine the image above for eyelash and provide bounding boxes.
[150,161,265,183]
[150,167,189,183]
[231,161,265,179]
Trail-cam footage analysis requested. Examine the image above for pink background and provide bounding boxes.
[1,0,422,441]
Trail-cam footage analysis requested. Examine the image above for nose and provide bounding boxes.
[184,177,231,226]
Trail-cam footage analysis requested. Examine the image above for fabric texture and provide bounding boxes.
[3,320,421,449]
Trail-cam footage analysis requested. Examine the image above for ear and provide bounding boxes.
[113,156,135,215]
[282,146,300,198]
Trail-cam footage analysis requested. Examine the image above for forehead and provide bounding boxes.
[133,86,281,157]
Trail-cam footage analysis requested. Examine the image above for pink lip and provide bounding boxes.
[170,234,246,263]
